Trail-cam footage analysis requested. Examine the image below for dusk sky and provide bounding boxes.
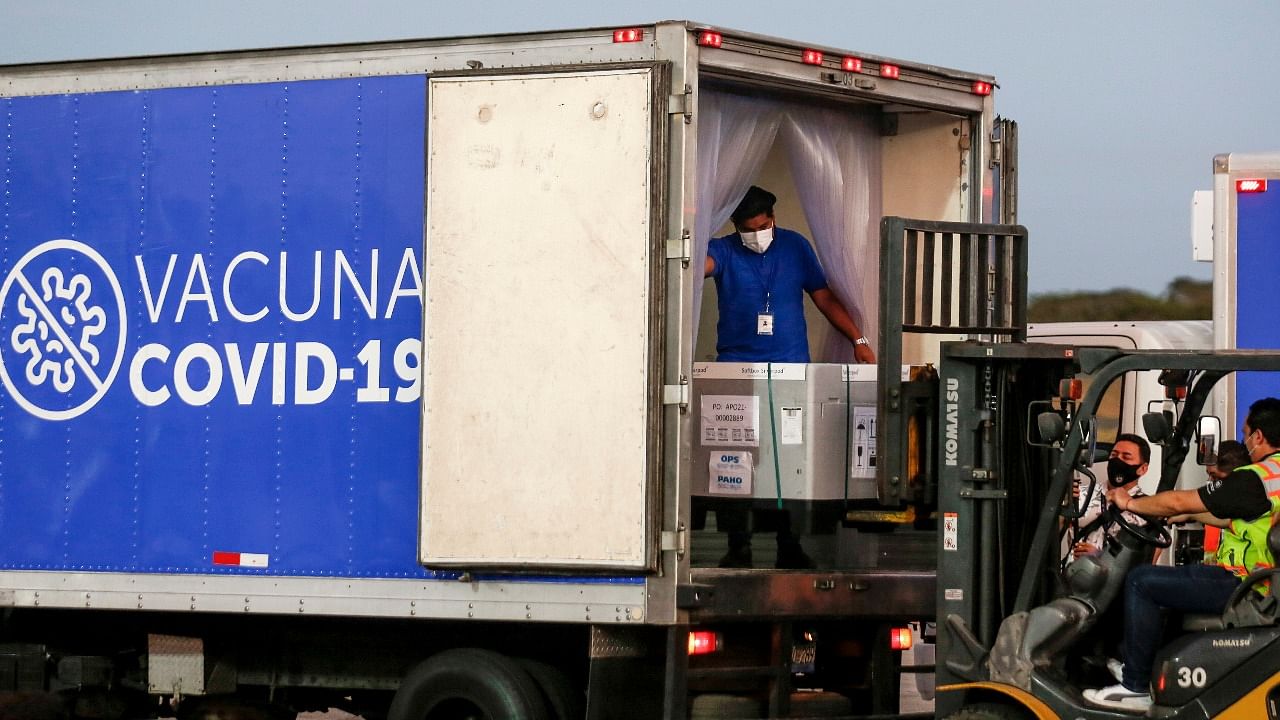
[3,1,1277,295]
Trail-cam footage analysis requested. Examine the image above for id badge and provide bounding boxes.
[757,313,774,335]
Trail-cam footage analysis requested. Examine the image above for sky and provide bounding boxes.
[2,1,1278,295]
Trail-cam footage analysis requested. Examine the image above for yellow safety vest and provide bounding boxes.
[1213,454,1280,593]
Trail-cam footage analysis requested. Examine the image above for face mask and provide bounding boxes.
[740,227,774,254]
[1107,457,1142,488]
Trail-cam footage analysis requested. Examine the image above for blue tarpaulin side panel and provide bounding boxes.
[1236,185,1280,425]
[0,77,438,578]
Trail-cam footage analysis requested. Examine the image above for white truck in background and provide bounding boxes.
[1026,321,1212,494]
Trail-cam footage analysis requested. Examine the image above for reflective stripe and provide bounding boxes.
[1257,457,1280,497]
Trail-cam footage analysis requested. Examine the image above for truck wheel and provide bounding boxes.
[517,659,582,720]
[944,702,1032,720]
[388,648,549,720]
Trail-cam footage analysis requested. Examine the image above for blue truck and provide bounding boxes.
[0,21,1016,720]
[1197,153,1280,431]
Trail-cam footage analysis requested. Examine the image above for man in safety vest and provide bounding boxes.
[1083,397,1280,712]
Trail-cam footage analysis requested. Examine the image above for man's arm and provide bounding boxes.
[1169,511,1231,528]
[809,288,875,363]
[705,256,715,278]
[1110,488,1207,517]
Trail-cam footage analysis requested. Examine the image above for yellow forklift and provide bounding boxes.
[885,218,1280,719]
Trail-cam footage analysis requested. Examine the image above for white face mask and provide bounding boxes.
[740,227,774,254]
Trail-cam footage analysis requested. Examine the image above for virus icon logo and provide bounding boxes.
[0,240,127,421]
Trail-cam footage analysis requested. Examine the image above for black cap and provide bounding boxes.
[731,186,777,225]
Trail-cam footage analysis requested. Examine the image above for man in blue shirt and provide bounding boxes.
[703,186,875,568]
[705,185,875,365]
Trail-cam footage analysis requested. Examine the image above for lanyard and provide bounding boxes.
[746,248,778,313]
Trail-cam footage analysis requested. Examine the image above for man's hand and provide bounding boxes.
[1108,488,1132,511]
[853,342,875,364]
[810,288,872,361]
[1073,541,1099,558]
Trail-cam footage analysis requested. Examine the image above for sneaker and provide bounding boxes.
[1107,658,1124,684]
[1083,683,1152,712]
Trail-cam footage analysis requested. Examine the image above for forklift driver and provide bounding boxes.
[1083,397,1280,712]
[1069,433,1151,561]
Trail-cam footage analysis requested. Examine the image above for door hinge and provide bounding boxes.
[663,382,689,408]
[666,228,691,265]
[668,84,693,124]
[989,124,1004,170]
[661,523,688,558]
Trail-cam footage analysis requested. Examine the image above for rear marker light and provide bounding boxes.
[972,81,993,96]
[1059,379,1083,401]
[1238,179,1268,193]
[802,49,823,65]
[213,551,269,568]
[889,627,913,651]
[880,63,900,79]
[697,31,723,48]
[688,631,722,656]
[612,28,643,43]
[842,57,862,73]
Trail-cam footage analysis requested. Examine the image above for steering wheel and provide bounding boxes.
[1107,503,1171,548]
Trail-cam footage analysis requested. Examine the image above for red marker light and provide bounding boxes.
[842,57,862,72]
[697,31,723,48]
[1237,179,1268,194]
[972,81,993,96]
[880,63,900,79]
[1059,379,1083,401]
[688,631,722,656]
[889,627,913,651]
[612,28,644,43]
[802,49,824,65]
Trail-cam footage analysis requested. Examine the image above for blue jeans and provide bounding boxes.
[1121,564,1239,691]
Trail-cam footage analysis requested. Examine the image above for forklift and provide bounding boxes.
[879,217,1280,718]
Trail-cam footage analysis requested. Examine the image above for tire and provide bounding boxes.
[517,659,583,720]
[388,648,550,720]
[944,702,1033,720]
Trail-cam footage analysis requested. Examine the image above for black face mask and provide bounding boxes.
[1107,457,1142,487]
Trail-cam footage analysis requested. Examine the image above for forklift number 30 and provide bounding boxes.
[1177,666,1208,688]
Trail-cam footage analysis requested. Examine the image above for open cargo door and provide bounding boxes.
[421,68,665,571]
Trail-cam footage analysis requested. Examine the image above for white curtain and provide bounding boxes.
[781,106,882,362]
[693,91,783,339]
[692,89,882,362]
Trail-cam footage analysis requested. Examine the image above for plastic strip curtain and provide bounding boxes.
[693,89,882,361]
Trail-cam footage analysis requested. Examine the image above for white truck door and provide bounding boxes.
[420,68,662,571]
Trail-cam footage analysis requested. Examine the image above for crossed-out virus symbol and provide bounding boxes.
[0,240,127,421]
